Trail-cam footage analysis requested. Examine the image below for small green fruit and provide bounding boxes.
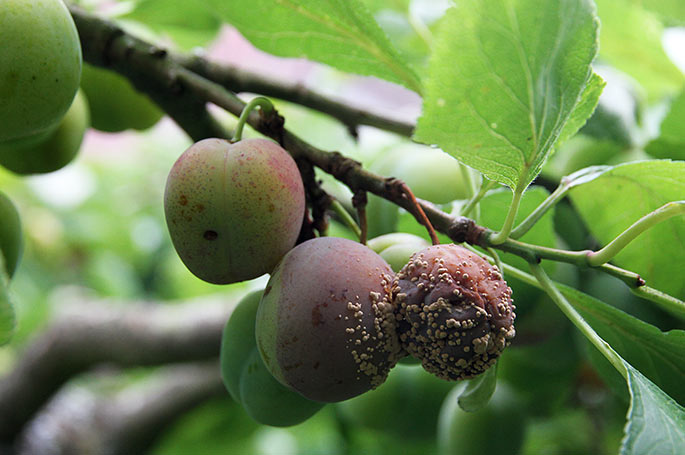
[0,89,88,174]
[164,138,305,284]
[80,63,163,133]
[437,384,526,455]
[256,237,401,402]
[220,290,263,402]
[367,145,469,237]
[0,192,23,278]
[0,0,81,142]
[337,364,454,440]
[239,348,324,427]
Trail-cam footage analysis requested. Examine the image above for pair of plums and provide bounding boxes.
[165,137,515,415]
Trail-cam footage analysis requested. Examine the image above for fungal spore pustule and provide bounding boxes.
[392,244,516,381]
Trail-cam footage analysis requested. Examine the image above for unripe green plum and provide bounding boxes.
[239,348,324,427]
[220,290,263,402]
[367,145,469,237]
[337,364,454,440]
[367,233,430,273]
[164,138,305,284]
[0,0,81,142]
[437,383,526,455]
[0,89,88,174]
[0,192,23,278]
[256,237,401,402]
[220,290,323,427]
[80,63,163,133]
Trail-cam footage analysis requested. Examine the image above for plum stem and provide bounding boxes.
[399,182,440,245]
[231,96,275,142]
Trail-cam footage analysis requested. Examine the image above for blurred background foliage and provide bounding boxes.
[1,0,685,453]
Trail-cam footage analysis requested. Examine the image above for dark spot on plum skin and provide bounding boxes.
[179,195,188,206]
[312,305,324,327]
[203,230,218,240]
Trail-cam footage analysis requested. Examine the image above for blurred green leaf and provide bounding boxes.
[646,90,685,160]
[621,362,685,455]
[595,0,684,99]
[625,0,685,25]
[206,0,422,93]
[123,0,221,50]
[570,160,685,298]
[415,0,600,189]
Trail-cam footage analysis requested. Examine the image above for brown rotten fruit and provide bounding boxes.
[256,237,402,402]
[392,244,515,381]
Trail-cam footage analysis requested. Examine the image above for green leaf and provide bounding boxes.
[206,0,422,93]
[646,90,685,160]
[415,0,600,190]
[569,160,685,298]
[595,0,684,99]
[561,283,685,406]
[122,0,221,50]
[621,362,685,455]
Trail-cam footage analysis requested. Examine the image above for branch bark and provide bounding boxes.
[15,361,225,455]
[0,289,236,443]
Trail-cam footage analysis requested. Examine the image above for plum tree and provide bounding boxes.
[79,63,163,133]
[437,384,527,455]
[392,244,516,381]
[0,0,81,143]
[255,236,402,402]
[0,89,89,174]
[220,290,323,426]
[164,137,305,284]
[0,192,22,279]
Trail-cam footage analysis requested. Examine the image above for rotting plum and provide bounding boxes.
[0,89,89,175]
[220,290,323,427]
[256,236,402,402]
[0,192,23,278]
[164,138,305,284]
[0,0,82,143]
[392,244,516,381]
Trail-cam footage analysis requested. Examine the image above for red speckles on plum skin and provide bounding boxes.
[164,138,305,284]
[256,237,402,403]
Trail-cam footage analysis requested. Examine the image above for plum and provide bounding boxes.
[256,237,402,402]
[164,138,305,284]
[220,290,323,427]
[80,63,163,133]
[392,244,516,381]
[0,89,89,174]
[0,0,81,143]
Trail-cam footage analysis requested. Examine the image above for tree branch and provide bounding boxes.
[16,361,224,455]
[0,288,236,443]
[175,53,415,137]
